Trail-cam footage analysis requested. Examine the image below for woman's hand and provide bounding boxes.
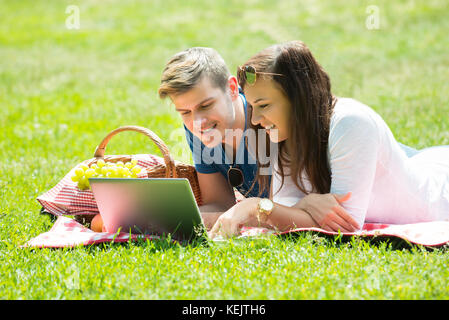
[295,192,359,232]
[208,197,260,239]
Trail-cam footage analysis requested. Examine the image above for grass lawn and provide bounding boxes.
[1,0,449,300]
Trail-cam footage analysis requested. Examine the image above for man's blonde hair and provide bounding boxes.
[158,47,231,99]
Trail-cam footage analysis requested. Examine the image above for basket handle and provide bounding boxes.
[93,125,178,178]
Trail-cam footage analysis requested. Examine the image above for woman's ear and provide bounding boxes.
[227,76,240,101]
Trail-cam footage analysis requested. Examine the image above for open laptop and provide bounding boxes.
[89,178,208,242]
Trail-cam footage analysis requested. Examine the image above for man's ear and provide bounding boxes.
[227,76,240,101]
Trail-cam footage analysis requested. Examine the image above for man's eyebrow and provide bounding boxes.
[175,97,215,111]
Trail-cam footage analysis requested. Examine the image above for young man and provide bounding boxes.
[158,47,269,229]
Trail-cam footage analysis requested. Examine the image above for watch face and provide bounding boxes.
[260,198,274,211]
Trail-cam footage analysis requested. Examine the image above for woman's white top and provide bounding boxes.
[272,97,449,228]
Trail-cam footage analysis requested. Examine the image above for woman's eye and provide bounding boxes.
[258,104,269,109]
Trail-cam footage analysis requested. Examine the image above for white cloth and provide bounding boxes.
[272,97,449,229]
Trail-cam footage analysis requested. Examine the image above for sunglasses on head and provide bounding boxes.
[227,166,244,188]
[237,65,284,86]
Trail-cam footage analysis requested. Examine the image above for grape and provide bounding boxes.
[117,167,127,177]
[107,167,118,177]
[97,159,105,168]
[125,162,133,169]
[132,166,142,174]
[75,167,84,177]
[85,168,96,178]
[71,159,144,190]
[78,176,89,190]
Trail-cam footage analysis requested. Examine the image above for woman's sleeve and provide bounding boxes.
[328,112,381,229]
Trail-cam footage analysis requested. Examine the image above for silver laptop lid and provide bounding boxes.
[89,178,207,242]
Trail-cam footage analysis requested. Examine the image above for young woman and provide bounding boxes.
[209,40,449,239]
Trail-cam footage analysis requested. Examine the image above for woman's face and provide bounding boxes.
[244,77,291,143]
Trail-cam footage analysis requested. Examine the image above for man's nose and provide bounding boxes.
[192,114,207,130]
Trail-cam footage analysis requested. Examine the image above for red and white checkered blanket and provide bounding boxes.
[21,216,163,248]
[30,154,449,248]
[21,216,449,248]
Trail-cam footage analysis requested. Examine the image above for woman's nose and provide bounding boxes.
[251,108,262,126]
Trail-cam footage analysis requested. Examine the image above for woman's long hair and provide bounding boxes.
[239,41,336,196]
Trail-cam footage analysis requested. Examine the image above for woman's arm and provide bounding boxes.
[293,192,360,232]
[267,177,318,231]
[208,197,319,238]
[327,107,381,229]
[263,201,319,232]
[270,162,359,232]
[208,178,357,238]
[265,178,320,231]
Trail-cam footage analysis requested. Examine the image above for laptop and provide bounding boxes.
[89,178,208,242]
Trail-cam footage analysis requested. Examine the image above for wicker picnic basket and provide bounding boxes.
[85,125,202,204]
[38,125,202,227]
[61,126,202,225]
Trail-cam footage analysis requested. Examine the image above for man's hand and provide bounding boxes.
[294,192,359,232]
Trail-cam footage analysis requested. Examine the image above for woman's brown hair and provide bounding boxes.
[239,41,336,196]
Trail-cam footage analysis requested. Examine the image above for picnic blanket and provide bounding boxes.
[21,216,449,248]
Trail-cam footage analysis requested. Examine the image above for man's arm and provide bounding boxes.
[197,171,236,230]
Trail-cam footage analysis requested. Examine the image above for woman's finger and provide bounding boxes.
[333,192,352,203]
[326,219,351,233]
[334,205,359,230]
[329,212,353,232]
[321,210,352,232]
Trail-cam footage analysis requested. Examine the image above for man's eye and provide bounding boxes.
[200,103,212,109]
[181,111,190,116]
[258,104,269,109]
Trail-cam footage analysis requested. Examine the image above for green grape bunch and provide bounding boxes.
[70,159,143,190]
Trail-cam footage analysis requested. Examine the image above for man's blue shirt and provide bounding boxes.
[184,90,269,198]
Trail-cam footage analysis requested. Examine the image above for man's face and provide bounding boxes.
[170,76,238,148]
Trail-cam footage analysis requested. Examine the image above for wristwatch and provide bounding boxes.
[257,198,274,224]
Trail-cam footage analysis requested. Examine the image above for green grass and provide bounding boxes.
[1,0,449,300]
